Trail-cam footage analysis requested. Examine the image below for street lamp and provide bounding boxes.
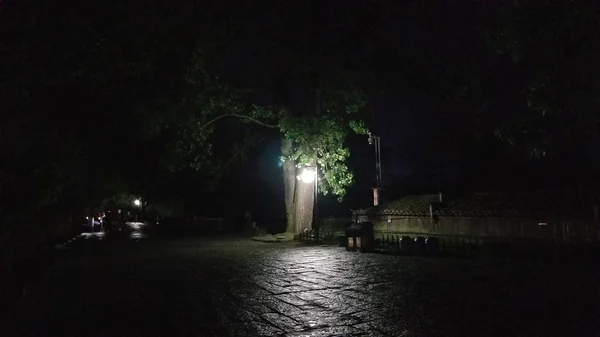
[297,166,318,239]
[133,198,143,221]
[368,132,382,206]
[299,168,316,183]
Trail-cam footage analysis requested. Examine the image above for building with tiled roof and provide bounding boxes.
[352,191,599,242]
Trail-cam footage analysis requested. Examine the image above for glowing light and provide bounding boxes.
[299,168,316,183]
[133,199,141,206]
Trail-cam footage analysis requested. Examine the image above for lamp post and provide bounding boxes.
[134,198,143,221]
[298,165,318,240]
[368,132,382,206]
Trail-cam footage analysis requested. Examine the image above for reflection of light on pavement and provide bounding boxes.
[130,232,144,239]
[278,250,335,269]
[80,232,105,239]
[126,222,145,230]
[126,222,145,239]
[258,249,344,286]
[249,248,352,330]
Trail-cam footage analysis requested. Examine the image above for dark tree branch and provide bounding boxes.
[221,135,266,172]
[200,113,279,129]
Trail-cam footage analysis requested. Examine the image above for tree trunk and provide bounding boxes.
[281,137,297,233]
[293,175,315,234]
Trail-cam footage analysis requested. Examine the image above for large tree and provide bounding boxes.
[145,52,370,234]
[143,2,378,234]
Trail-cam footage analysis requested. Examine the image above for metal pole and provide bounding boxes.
[369,134,383,206]
[377,136,382,183]
[373,137,379,183]
[314,166,319,241]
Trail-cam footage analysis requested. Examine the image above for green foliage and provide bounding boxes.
[349,120,369,135]
[153,48,371,200]
[280,110,368,198]
[248,104,278,124]
[161,73,369,199]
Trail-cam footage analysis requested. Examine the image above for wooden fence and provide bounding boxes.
[297,230,600,257]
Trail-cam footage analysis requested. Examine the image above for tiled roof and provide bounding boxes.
[353,190,587,218]
[353,194,439,216]
[437,192,565,217]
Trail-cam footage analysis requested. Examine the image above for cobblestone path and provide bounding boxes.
[8,237,600,336]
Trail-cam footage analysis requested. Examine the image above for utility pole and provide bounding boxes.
[313,162,319,241]
[368,132,382,206]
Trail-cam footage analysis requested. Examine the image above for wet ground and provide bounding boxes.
[5,223,600,336]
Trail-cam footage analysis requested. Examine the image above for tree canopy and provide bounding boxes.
[487,1,600,161]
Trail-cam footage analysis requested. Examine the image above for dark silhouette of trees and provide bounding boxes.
[3,0,600,245]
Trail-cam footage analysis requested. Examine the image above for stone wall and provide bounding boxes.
[356,215,598,242]
[319,217,352,233]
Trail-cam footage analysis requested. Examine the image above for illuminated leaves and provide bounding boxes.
[349,120,369,135]
[280,109,367,198]
[152,41,370,198]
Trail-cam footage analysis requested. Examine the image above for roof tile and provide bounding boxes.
[353,190,591,218]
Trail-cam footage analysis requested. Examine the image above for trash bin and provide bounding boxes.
[346,222,374,252]
[346,223,361,251]
[426,237,439,254]
[400,236,413,253]
[358,222,374,253]
[415,237,426,254]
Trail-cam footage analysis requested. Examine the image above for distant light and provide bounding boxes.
[299,168,316,183]
[538,222,547,226]
[134,199,141,206]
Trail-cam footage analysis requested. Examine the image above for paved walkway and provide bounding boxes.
[8,236,600,336]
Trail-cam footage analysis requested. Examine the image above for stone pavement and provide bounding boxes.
[8,237,600,336]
